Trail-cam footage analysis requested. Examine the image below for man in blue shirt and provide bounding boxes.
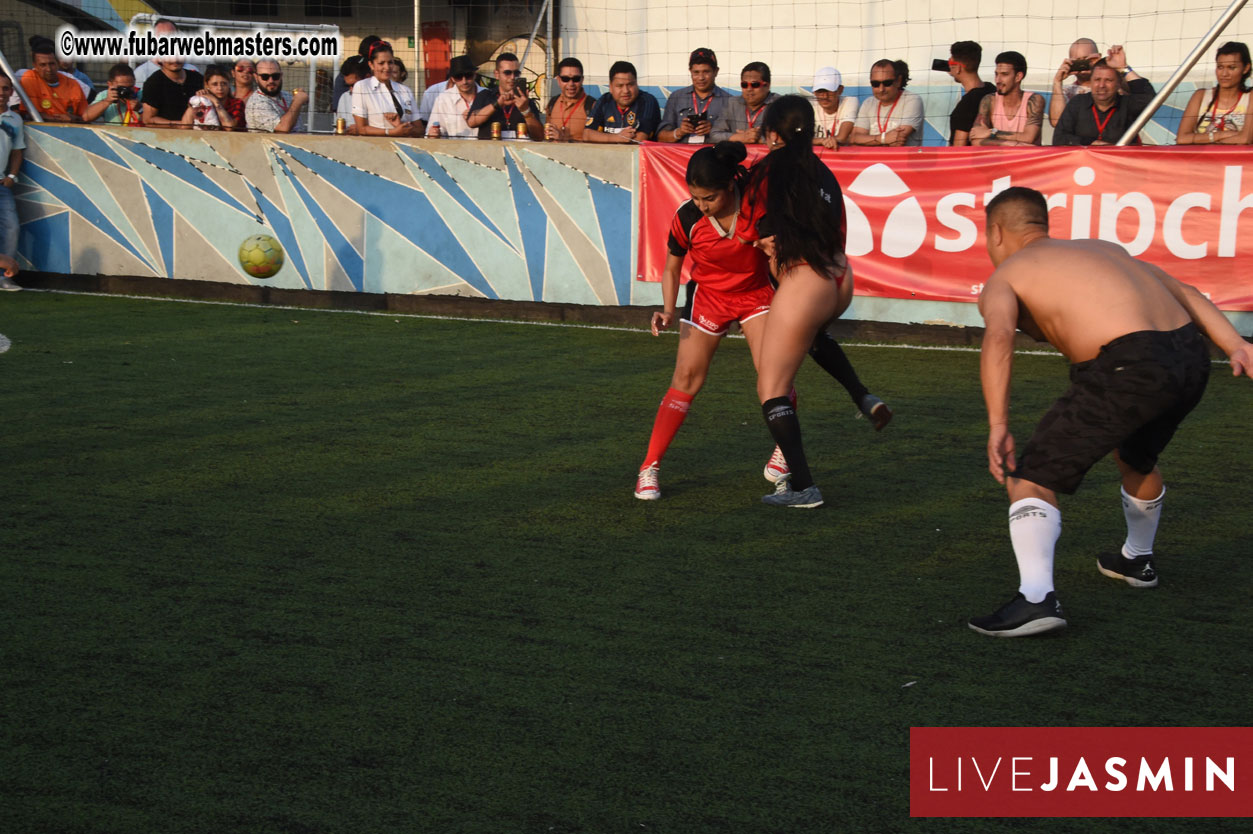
[583,61,660,142]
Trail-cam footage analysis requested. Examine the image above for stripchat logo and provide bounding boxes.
[910,727,1253,817]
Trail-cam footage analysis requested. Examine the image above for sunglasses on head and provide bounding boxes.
[741,80,766,88]
[559,74,583,83]
[869,78,897,88]
[257,72,281,80]
[451,72,474,81]
[236,66,254,73]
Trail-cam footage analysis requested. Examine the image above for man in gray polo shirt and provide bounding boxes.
[657,47,735,144]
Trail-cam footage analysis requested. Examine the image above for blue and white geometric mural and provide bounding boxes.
[17,125,647,305]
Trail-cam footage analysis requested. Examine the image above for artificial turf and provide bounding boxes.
[2,292,1250,833]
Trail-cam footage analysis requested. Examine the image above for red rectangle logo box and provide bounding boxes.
[911,727,1253,817]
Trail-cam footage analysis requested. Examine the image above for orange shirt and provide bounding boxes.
[22,71,87,119]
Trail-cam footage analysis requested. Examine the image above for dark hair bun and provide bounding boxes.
[713,140,748,166]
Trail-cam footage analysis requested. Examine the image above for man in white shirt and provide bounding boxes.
[850,59,925,146]
[428,56,485,139]
[809,67,857,149]
[0,72,25,290]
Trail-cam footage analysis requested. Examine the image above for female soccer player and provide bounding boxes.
[634,141,774,500]
[747,95,857,508]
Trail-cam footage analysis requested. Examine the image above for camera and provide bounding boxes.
[1070,58,1092,73]
[116,85,135,99]
[932,58,951,72]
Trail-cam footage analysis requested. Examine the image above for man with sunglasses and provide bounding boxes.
[428,56,487,139]
[467,53,544,140]
[658,48,734,144]
[582,60,660,143]
[727,62,779,144]
[245,59,308,133]
[416,55,483,135]
[544,57,593,141]
[945,41,995,146]
[850,59,925,146]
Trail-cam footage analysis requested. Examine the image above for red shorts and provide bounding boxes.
[682,282,774,336]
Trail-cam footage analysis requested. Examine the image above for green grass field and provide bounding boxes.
[2,292,1250,833]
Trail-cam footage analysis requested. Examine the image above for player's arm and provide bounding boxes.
[652,252,684,335]
[1147,264,1253,376]
[978,276,1021,482]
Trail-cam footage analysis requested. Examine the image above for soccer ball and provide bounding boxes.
[238,234,284,279]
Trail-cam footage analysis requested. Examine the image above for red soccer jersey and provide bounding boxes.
[666,197,769,294]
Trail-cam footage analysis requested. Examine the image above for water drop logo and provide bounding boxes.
[843,163,928,259]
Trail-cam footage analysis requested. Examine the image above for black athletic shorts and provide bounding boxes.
[1011,323,1210,495]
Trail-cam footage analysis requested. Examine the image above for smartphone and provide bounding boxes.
[515,78,529,95]
[932,58,951,72]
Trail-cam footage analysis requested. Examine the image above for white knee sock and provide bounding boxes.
[1009,498,1061,603]
[1121,486,1165,558]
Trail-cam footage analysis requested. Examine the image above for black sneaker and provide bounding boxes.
[968,592,1067,637]
[1097,551,1158,588]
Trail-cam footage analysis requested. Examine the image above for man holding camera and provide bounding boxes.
[1053,47,1154,145]
[85,64,143,125]
[657,48,734,144]
[1049,38,1101,127]
[467,53,544,140]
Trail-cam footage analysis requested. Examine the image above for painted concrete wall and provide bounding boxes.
[17,125,646,306]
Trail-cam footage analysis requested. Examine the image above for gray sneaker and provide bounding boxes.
[0,276,21,291]
[762,481,824,508]
[858,394,892,431]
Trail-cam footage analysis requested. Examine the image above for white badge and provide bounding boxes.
[687,134,706,144]
[501,129,517,140]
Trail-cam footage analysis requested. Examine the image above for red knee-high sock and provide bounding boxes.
[641,387,694,469]
[789,388,798,409]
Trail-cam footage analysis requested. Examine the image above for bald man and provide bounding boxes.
[1049,37,1100,127]
[969,187,1253,637]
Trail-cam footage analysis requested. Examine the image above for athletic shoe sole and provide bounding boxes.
[1097,559,1158,588]
[968,617,1067,637]
[868,402,892,431]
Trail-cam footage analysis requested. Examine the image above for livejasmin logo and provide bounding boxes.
[842,163,1253,262]
[928,753,1235,793]
[910,727,1253,818]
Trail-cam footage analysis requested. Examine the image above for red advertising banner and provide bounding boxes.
[910,726,1253,817]
[637,145,1253,311]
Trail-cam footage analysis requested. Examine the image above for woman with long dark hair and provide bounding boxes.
[747,95,859,507]
[634,141,775,500]
[1176,41,1252,144]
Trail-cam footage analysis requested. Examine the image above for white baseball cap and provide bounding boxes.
[812,67,842,92]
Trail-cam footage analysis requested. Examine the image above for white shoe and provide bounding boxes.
[634,464,660,500]
[763,446,789,483]
[0,276,21,291]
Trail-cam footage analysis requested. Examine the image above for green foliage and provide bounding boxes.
[2,294,1249,833]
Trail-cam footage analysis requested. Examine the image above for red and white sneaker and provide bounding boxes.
[763,446,790,483]
[634,464,661,500]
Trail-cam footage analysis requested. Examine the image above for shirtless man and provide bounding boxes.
[970,187,1253,637]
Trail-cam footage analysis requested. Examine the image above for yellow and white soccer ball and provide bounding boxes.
[238,234,285,279]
